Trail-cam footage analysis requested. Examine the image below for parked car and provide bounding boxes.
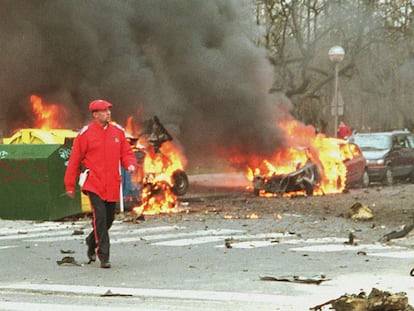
[252,139,368,196]
[348,130,414,186]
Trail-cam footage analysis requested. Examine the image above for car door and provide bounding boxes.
[391,134,414,178]
[340,142,365,185]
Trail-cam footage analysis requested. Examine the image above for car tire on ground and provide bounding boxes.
[303,180,314,196]
[360,169,370,188]
[383,167,394,186]
[171,170,189,196]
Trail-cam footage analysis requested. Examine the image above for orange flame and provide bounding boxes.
[132,181,178,216]
[127,118,187,215]
[244,119,351,197]
[30,95,65,129]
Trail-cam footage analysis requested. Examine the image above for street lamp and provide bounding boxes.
[328,45,345,137]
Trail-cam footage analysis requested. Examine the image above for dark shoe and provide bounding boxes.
[100,261,111,269]
[86,239,96,263]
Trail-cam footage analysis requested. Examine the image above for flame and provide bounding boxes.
[244,119,352,197]
[30,95,65,129]
[246,213,259,219]
[129,122,187,215]
[132,181,178,216]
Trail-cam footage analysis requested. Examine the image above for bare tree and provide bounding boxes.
[254,0,414,133]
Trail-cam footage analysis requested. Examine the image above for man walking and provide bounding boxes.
[64,99,138,268]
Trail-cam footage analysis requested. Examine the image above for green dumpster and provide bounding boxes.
[0,143,82,220]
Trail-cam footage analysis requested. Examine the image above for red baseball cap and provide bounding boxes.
[89,99,113,111]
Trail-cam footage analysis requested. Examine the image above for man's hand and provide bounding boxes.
[66,190,75,199]
[127,165,136,174]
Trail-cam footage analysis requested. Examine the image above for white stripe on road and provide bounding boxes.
[0,245,18,250]
[26,226,184,243]
[112,229,244,244]
[0,283,284,303]
[0,302,148,311]
[157,232,285,247]
[289,243,402,253]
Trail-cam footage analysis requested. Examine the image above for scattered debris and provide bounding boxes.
[344,232,357,245]
[224,238,233,248]
[56,256,82,266]
[60,249,75,254]
[101,289,133,297]
[259,274,329,285]
[348,202,373,221]
[380,223,414,242]
[310,288,414,311]
[72,229,84,235]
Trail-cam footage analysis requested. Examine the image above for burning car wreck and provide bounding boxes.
[123,116,189,214]
[253,158,321,197]
[247,123,368,198]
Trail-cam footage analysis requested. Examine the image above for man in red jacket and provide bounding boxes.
[64,99,138,268]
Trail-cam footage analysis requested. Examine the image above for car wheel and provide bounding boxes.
[171,170,189,196]
[360,170,370,188]
[303,180,314,196]
[383,167,394,186]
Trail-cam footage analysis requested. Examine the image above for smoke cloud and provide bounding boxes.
[0,0,292,167]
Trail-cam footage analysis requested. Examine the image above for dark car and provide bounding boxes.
[348,130,414,186]
[252,139,368,196]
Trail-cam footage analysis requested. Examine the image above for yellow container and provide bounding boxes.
[3,128,77,144]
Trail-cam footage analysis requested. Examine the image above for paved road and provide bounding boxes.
[0,210,414,310]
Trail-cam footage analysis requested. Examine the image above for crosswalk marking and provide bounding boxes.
[1,221,414,257]
[113,228,244,244]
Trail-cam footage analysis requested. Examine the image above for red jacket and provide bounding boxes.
[337,125,352,139]
[64,120,137,202]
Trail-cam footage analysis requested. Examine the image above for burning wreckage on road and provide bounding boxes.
[252,152,321,197]
[246,121,368,197]
[123,116,189,215]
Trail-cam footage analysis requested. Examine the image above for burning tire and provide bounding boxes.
[171,170,189,196]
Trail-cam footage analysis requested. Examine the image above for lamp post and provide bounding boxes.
[328,45,345,137]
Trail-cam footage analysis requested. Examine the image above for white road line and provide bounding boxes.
[152,235,231,246]
[0,302,146,311]
[25,226,184,243]
[157,232,285,247]
[289,243,402,252]
[112,229,244,244]
[0,283,284,303]
[0,245,18,250]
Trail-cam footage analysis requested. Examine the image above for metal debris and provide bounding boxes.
[72,229,84,235]
[56,256,82,266]
[380,223,414,243]
[101,289,133,297]
[60,249,75,254]
[224,238,233,248]
[310,288,414,311]
[259,274,329,285]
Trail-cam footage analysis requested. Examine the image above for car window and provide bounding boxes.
[351,134,391,150]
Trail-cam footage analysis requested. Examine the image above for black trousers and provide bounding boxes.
[85,192,116,262]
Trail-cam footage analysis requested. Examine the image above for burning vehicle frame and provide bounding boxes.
[251,135,368,197]
[124,116,189,213]
[253,148,322,197]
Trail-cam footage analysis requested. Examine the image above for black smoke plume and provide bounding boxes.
[0,0,292,167]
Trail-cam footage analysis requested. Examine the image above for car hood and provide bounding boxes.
[361,149,390,160]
